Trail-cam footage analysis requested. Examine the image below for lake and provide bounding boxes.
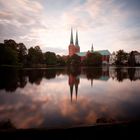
[0,67,140,129]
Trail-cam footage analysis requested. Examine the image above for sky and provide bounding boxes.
[0,0,140,55]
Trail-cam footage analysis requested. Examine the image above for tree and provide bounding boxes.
[34,46,44,64]
[67,54,81,66]
[82,52,102,66]
[44,51,57,65]
[56,55,66,66]
[27,46,43,65]
[4,39,18,51]
[115,50,128,65]
[0,41,18,65]
[128,51,136,67]
[17,43,27,65]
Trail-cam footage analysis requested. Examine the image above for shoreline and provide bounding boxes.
[0,121,140,139]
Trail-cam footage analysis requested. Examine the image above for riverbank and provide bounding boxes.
[0,121,140,139]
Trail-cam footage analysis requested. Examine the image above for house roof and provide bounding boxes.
[76,50,111,57]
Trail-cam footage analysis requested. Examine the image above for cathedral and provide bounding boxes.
[68,28,80,56]
[68,28,111,64]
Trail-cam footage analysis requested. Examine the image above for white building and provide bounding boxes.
[109,52,116,65]
[135,52,140,64]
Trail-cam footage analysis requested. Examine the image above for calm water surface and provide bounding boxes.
[0,67,140,129]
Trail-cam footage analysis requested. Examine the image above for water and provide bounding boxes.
[0,67,140,129]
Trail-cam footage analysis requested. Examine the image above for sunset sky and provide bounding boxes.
[0,0,140,54]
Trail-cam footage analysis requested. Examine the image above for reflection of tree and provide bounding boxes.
[96,117,116,124]
[0,68,19,92]
[18,70,27,88]
[45,69,57,79]
[67,66,81,76]
[83,67,109,86]
[128,68,136,81]
[0,67,140,92]
[28,70,44,85]
[116,68,128,82]
[0,68,28,92]
[83,68,102,80]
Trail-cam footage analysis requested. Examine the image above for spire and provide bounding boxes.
[70,85,73,102]
[70,28,74,44]
[75,84,78,101]
[91,43,94,52]
[91,79,93,87]
[75,30,79,47]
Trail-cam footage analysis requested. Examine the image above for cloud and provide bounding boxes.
[0,0,140,53]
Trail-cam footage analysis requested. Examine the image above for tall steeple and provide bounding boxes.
[70,28,74,44]
[75,84,78,101]
[70,85,73,102]
[75,30,79,47]
[91,43,94,52]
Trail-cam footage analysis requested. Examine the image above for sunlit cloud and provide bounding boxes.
[0,0,140,54]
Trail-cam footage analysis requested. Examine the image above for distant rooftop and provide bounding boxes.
[76,50,111,57]
[95,50,111,56]
[76,52,87,57]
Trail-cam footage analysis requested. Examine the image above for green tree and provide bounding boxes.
[27,46,43,65]
[44,51,57,65]
[4,39,18,51]
[128,51,136,67]
[56,55,66,66]
[115,50,128,65]
[17,43,27,65]
[34,46,44,64]
[82,52,102,66]
[27,47,36,65]
[67,54,81,66]
[0,41,18,65]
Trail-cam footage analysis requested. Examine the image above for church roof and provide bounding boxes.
[99,76,109,81]
[95,50,111,56]
[76,52,87,57]
[76,50,110,57]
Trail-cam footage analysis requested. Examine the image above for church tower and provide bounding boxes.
[91,43,94,52]
[68,29,80,56]
[75,30,80,53]
[69,28,75,56]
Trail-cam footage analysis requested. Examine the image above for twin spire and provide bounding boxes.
[70,28,79,47]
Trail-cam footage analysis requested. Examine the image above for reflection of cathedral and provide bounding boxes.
[68,74,80,102]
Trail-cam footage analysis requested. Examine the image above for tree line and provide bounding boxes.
[0,39,139,67]
[0,39,66,67]
[112,50,140,66]
[0,67,139,92]
[0,39,103,67]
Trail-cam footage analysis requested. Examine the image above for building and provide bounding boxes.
[68,29,110,64]
[109,52,116,65]
[68,29,80,56]
[134,52,140,65]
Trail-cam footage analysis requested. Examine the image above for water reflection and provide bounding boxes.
[1,67,140,92]
[0,67,140,129]
[68,67,80,101]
